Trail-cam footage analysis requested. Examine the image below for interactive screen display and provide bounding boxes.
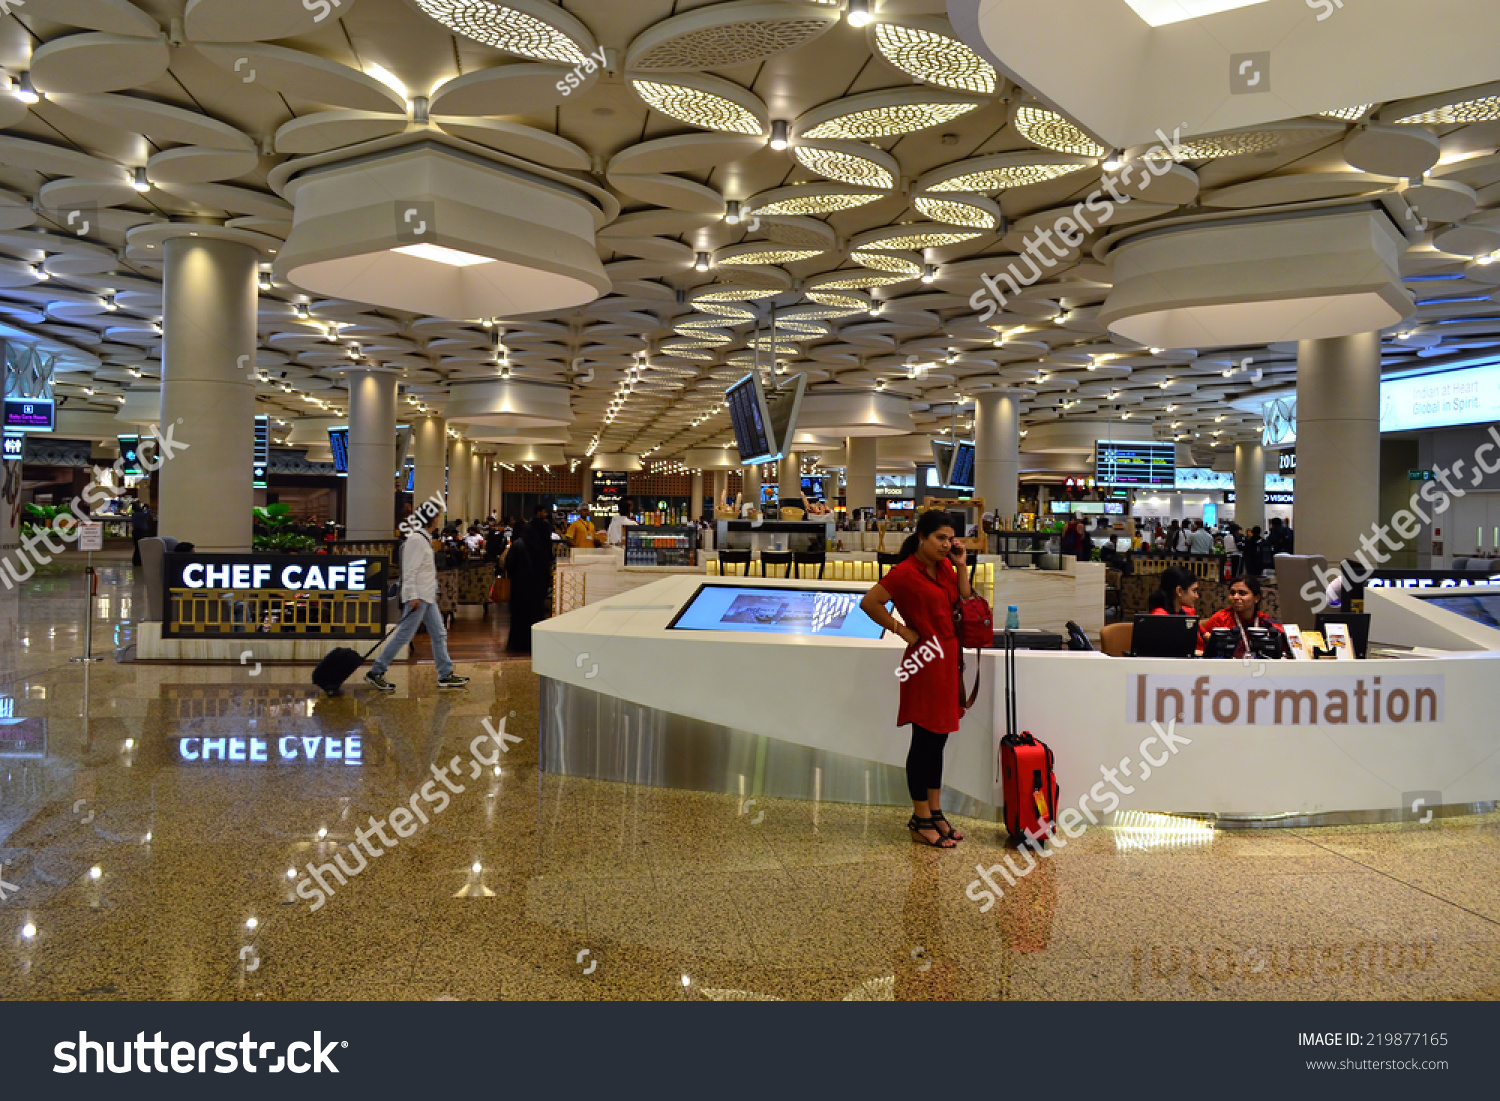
[3,397,53,432]
[726,372,774,464]
[253,415,269,488]
[668,584,886,639]
[948,441,975,488]
[3,434,24,459]
[328,427,349,475]
[1096,440,1176,488]
[1421,591,1500,630]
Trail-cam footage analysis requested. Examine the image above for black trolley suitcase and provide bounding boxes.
[312,605,418,696]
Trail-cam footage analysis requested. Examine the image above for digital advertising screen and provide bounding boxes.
[726,372,774,464]
[3,397,54,432]
[117,435,142,474]
[668,585,886,639]
[1380,361,1500,432]
[1096,440,1176,488]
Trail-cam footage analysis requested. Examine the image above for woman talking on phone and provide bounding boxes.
[859,509,972,848]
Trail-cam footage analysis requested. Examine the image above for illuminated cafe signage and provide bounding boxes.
[1224,491,1295,504]
[1364,570,1500,590]
[178,734,362,764]
[593,471,630,499]
[1128,674,1443,727]
[166,555,377,593]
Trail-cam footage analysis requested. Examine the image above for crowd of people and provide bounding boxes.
[1142,515,1294,578]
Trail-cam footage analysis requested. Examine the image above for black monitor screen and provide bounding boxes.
[726,373,773,464]
[328,427,349,475]
[117,435,141,475]
[949,441,975,488]
[1097,440,1175,488]
[1131,614,1199,657]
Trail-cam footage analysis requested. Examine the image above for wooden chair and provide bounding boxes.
[792,551,826,579]
[717,550,752,577]
[876,552,903,577]
[759,550,794,578]
[1101,622,1133,657]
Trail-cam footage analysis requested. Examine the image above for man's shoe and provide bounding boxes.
[437,674,470,689]
[365,671,396,692]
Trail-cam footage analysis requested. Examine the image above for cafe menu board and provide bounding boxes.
[254,415,269,488]
[593,471,629,500]
[3,397,54,432]
[726,371,774,464]
[1095,440,1176,488]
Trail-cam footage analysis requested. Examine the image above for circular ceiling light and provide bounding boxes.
[689,285,782,304]
[808,269,913,291]
[850,249,923,275]
[913,192,1000,229]
[796,87,986,140]
[791,139,898,189]
[412,0,595,66]
[870,20,998,95]
[746,182,885,216]
[1010,103,1107,158]
[625,1,841,72]
[1317,104,1374,122]
[917,150,1093,193]
[853,223,984,250]
[714,243,826,266]
[1133,122,1341,161]
[629,73,767,135]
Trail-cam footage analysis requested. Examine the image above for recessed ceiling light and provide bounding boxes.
[1124,0,1270,26]
[871,23,996,95]
[412,0,592,65]
[846,0,874,29]
[769,119,790,151]
[391,243,496,267]
[631,77,766,135]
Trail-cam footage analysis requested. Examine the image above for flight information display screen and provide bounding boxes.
[668,584,885,639]
[328,427,350,475]
[726,372,773,464]
[948,441,975,488]
[253,415,269,488]
[1095,440,1175,488]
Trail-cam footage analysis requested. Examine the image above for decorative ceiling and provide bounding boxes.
[0,0,1498,471]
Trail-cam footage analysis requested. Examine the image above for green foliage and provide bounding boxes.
[252,503,294,529]
[252,532,320,554]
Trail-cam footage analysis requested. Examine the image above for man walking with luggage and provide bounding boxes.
[366,501,469,692]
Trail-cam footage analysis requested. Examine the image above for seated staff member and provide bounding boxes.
[1196,575,1286,656]
[1148,565,1199,616]
[858,509,972,849]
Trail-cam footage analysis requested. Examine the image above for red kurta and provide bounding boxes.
[882,554,963,733]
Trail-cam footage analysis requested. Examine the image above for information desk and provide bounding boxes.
[533,574,1500,826]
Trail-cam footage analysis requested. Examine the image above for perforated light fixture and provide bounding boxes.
[631,77,766,136]
[911,193,997,229]
[746,184,883,216]
[850,250,923,275]
[1318,104,1375,122]
[412,0,593,65]
[1393,91,1500,125]
[920,154,1092,193]
[871,23,997,95]
[716,245,824,266]
[792,141,897,189]
[855,224,983,250]
[800,94,983,140]
[1011,105,1107,158]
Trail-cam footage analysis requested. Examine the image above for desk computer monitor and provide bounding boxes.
[1131,614,1199,657]
[1316,613,1370,659]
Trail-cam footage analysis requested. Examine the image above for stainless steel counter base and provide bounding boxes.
[539,676,1000,821]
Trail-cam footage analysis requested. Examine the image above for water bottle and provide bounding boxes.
[1006,605,1020,631]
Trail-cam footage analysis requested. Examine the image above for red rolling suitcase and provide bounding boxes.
[998,630,1060,844]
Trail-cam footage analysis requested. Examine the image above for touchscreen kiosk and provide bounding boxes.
[668,584,885,639]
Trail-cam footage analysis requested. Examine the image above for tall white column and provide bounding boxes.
[158,236,258,551]
[975,390,1021,523]
[1297,333,1381,566]
[712,469,728,511]
[448,437,471,524]
[742,463,761,510]
[846,436,877,511]
[412,415,447,517]
[689,472,704,520]
[467,451,486,522]
[344,368,398,540]
[489,463,502,519]
[1234,441,1266,533]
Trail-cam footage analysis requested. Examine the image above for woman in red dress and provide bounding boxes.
[860,509,973,848]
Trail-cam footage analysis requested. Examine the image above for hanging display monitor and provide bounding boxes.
[726,372,774,464]
[3,397,54,432]
[328,427,350,476]
[762,371,807,464]
[930,440,954,487]
[948,441,975,489]
[253,415,269,488]
[405,463,416,493]
[117,435,141,474]
[1095,440,1176,488]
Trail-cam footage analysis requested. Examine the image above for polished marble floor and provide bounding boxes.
[1,552,1498,1000]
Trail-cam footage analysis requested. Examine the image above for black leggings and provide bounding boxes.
[906,724,949,802]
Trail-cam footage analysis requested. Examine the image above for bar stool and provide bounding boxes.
[792,551,826,579]
[717,550,752,576]
[759,550,794,578]
[876,552,903,577]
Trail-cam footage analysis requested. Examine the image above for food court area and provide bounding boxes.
[0,0,1499,1003]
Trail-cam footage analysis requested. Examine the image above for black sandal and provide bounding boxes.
[907,815,957,848]
[929,810,963,842]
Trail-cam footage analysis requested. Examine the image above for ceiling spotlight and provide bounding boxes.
[920,263,937,284]
[131,167,151,193]
[1102,150,1123,172]
[258,272,273,291]
[725,200,742,225]
[1149,346,1165,355]
[12,73,39,106]
[870,300,884,316]
[294,303,310,320]
[1478,252,1497,266]
[104,294,118,312]
[695,252,710,272]
[33,266,48,281]
[846,0,874,27]
[769,120,790,151]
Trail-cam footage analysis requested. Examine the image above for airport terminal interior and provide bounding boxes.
[2,0,1500,1001]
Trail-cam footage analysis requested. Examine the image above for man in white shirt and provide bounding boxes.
[1187,520,1215,555]
[366,502,469,691]
[605,499,639,546]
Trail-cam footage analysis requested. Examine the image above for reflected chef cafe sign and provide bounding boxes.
[178,734,363,764]
[1128,674,1444,727]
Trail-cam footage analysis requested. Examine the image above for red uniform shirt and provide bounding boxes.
[881,554,963,733]
[1196,608,1284,655]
